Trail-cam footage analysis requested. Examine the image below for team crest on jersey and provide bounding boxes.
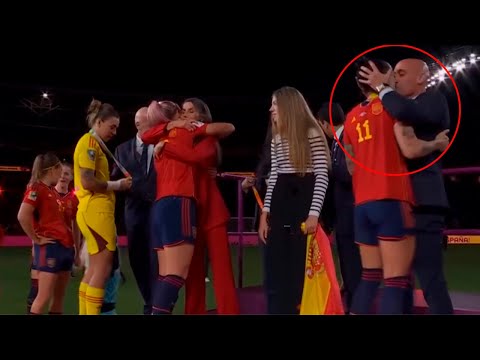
[371,102,383,115]
[56,199,65,212]
[87,149,96,161]
[169,129,177,138]
[28,191,37,201]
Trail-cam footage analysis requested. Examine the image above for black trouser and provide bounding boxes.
[413,213,453,314]
[126,207,158,314]
[264,174,313,314]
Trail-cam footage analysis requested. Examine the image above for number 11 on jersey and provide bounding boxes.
[356,120,373,143]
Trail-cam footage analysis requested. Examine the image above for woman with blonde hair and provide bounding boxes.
[258,86,330,314]
[17,152,73,314]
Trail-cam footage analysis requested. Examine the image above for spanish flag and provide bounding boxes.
[300,223,344,315]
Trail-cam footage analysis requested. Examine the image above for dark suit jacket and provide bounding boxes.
[331,130,354,236]
[111,137,157,227]
[252,124,272,229]
[255,123,272,196]
[381,89,450,209]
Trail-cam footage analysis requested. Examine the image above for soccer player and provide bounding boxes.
[26,247,38,313]
[142,100,235,314]
[357,58,453,314]
[343,59,447,314]
[73,99,132,315]
[49,161,80,314]
[172,98,239,315]
[79,241,123,315]
[17,153,74,314]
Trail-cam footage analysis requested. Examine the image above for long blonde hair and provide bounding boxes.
[272,86,331,174]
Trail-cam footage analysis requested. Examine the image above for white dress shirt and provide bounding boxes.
[333,125,344,153]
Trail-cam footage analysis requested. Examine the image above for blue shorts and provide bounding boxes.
[355,200,415,246]
[151,196,197,250]
[33,241,75,273]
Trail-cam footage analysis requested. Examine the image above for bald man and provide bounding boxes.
[112,106,158,314]
[359,58,453,314]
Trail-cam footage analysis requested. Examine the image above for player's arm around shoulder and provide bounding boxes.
[393,122,450,159]
[204,122,235,139]
[393,122,421,159]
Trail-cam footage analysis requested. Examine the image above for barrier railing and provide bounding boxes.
[442,166,480,244]
[2,168,478,284]
[217,172,254,288]
[218,166,480,287]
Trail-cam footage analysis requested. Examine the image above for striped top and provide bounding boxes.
[262,128,329,217]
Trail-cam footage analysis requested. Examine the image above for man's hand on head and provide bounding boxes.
[358,61,393,90]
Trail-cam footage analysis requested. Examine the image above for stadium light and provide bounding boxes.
[427,47,479,88]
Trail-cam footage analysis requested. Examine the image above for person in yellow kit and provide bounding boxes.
[74,99,132,315]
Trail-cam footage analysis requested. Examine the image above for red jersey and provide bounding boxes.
[166,136,230,229]
[56,189,79,232]
[22,182,74,247]
[343,95,414,206]
[141,123,208,201]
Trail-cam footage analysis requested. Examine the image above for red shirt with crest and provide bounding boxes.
[56,189,79,233]
[22,182,74,247]
[141,122,207,201]
[343,95,414,206]
[163,134,230,229]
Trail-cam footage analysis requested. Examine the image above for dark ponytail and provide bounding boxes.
[183,97,212,123]
[28,152,61,186]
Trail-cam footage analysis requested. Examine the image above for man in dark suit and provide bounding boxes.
[317,102,362,313]
[359,58,453,314]
[112,107,157,314]
[254,121,272,209]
